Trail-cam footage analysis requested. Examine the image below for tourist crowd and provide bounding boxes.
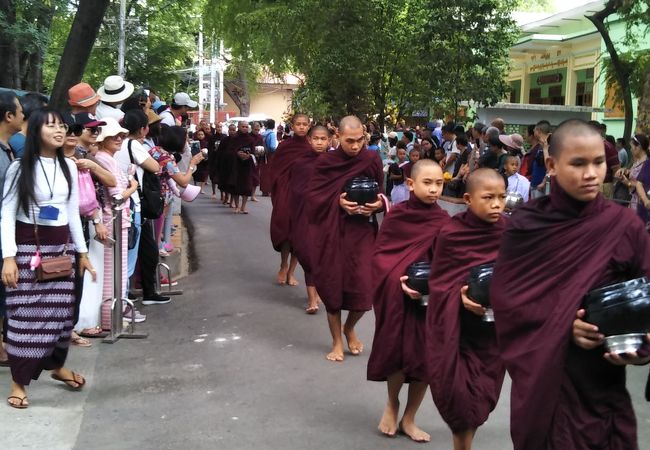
[0,75,216,408]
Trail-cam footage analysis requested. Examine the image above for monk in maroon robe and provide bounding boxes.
[426,168,507,450]
[289,125,330,313]
[250,121,264,201]
[368,160,449,442]
[490,119,650,450]
[215,123,237,205]
[270,114,311,285]
[305,116,385,362]
[226,121,255,214]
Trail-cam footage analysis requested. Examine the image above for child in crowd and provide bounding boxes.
[503,154,530,202]
[491,119,650,449]
[369,159,449,442]
[424,168,508,450]
[389,145,410,204]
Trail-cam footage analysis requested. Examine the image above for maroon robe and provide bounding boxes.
[426,210,507,433]
[491,183,650,450]
[251,133,264,190]
[269,135,312,251]
[367,194,450,382]
[289,149,320,285]
[305,146,384,313]
[224,132,255,196]
[213,135,230,191]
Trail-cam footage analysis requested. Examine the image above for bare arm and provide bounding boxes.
[140,156,160,173]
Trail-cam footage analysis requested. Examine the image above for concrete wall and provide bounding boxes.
[219,85,295,126]
[250,85,294,125]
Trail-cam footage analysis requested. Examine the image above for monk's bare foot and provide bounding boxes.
[343,327,364,355]
[250,197,259,202]
[287,274,299,286]
[378,401,399,437]
[277,267,288,285]
[399,419,431,443]
[326,342,344,362]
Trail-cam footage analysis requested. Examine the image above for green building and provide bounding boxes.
[477,0,648,138]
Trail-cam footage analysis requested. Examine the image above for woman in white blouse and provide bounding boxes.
[1,108,95,409]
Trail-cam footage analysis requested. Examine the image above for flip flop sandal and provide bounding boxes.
[51,372,86,390]
[7,396,28,409]
[71,335,92,347]
[78,327,108,339]
[0,359,10,367]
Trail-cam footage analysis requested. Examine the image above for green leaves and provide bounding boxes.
[204,0,517,124]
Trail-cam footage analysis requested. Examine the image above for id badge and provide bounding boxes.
[39,205,60,221]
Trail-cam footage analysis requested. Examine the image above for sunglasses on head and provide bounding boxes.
[66,125,84,137]
[632,136,640,145]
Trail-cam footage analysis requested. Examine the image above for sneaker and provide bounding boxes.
[123,306,146,323]
[142,294,172,305]
[159,250,169,257]
[160,277,178,287]
[163,243,174,252]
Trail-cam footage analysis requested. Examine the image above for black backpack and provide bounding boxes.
[128,140,164,219]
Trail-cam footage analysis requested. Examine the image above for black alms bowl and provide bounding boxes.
[344,177,379,205]
[406,262,430,296]
[467,263,494,307]
[583,277,650,338]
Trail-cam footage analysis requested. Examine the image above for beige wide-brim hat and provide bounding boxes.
[97,75,135,103]
[97,117,129,143]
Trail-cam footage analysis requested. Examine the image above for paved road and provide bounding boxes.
[1,194,649,450]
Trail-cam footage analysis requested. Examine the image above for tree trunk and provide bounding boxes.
[587,0,633,144]
[636,65,650,133]
[224,65,251,116]
[49,0,110,109]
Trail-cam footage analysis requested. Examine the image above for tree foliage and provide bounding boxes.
[45,0,204,102]
[204,0,518,125]
[0,0,65,91]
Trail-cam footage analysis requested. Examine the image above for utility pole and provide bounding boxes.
[117,0,126,77]
[210,41,216,125]
[198,24,204,120]
[219,40,225,113]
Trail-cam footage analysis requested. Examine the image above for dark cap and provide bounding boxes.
[74,112,106,128]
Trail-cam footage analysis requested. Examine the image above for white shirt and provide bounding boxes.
[444,140,460,174]
[95,102,125,121]
[507,173,531,202]
[1,158,87,257]
[160,109,177,127]
[115,138,151,211]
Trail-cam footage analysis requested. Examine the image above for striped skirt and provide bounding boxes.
[5,221,76,386]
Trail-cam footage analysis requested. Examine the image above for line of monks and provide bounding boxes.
[264,114,650,450]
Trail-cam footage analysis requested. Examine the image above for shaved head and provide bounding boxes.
[549,119,602,157]
[410,159,442,180]
[338,115,363,133]
[465,168,505,194]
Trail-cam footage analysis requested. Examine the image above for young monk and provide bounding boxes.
[425,168,507,450]
[305,115,385,361]
[368,159,449,442]
[290,125,330,313]
[270,114,311,286]
[490,119,650,450]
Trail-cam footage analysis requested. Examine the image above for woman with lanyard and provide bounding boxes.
[618,134,650,230]
[2,108,96,409]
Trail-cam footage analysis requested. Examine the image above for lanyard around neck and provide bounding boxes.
[38,156,57,199]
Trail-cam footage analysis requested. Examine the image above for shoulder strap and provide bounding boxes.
[127,139,144,196]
